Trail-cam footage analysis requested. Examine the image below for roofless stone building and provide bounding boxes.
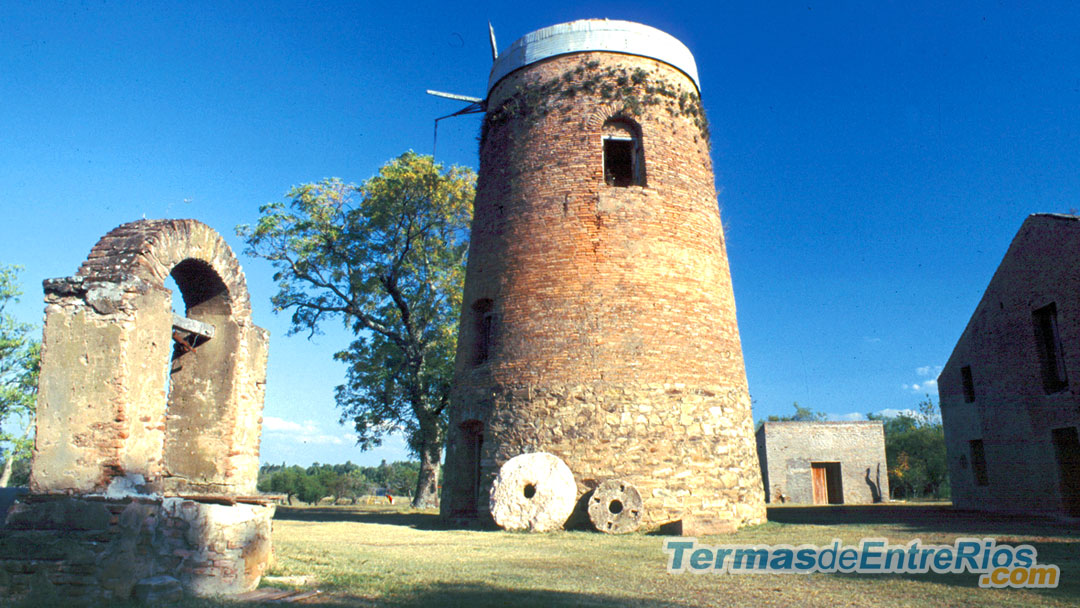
[440,20,766,533]
[1,220,273,601]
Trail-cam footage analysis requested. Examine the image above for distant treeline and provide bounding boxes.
[257,460,420,505]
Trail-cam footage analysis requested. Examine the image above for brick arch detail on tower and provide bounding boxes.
[583,102,633,131]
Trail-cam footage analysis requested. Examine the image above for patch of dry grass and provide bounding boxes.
[256,503,1079,607]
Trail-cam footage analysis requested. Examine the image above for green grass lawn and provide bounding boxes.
[241,502,1078,607]
[19,502,1078,607]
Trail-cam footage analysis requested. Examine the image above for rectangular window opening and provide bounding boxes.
[604,138,635,187]
[970,439,989,486]
[477,313,494,363]
[1033,302,1068,394]
[472,299,494,366]
[1051,427,1080,516]
[961,365,976,403]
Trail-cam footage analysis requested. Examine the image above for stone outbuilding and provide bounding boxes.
[441,19,766,534]
[756,421,889,505]
[939,213,1080,517]
[1,219,274,602]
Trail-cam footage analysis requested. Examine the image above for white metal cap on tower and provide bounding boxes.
[488,19,700,95]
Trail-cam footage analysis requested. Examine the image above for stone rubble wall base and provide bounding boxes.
[445,382,768,533]
[0,495,274,602]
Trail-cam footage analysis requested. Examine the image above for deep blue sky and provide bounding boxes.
[3,2,1078,466]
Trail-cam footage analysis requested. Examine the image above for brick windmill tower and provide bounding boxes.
[440,19,766,533]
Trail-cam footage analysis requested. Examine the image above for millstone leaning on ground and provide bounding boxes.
[588,479,643,534]
[489,453,577,532]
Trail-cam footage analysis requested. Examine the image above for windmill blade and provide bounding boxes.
[426,90,484,104]
[489,22,498,61]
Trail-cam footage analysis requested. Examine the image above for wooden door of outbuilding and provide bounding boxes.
[811,462,843,504]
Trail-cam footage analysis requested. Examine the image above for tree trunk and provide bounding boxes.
[0,455,12,488]
[412,438,441,509]
[0,418,34,487]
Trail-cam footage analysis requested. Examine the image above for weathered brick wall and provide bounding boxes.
[442,50,766,533]
[32,219,268,496]
[756,421,889,505]
[0,495,274,601]
[939,214,1080,515]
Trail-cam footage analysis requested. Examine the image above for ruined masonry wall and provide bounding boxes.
[0,496,273,601]
[34,279,172,493]
[31,219,268,496]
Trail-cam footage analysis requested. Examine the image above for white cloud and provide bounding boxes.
[876,408,918,418]
[903,365,942,394]
[828,412,867,421]
[262,416,346,445]
[902,378,938,394]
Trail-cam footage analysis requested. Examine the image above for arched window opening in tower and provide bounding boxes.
[603,118,645,187]
[472,298,495,365]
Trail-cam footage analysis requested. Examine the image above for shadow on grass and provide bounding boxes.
[273,506,450,530]
[224,583,685,608]
[767,504,1080,536]
[9,583,690,608]
[310,583,689,608]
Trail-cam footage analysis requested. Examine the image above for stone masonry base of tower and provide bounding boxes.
[444,382,765,533]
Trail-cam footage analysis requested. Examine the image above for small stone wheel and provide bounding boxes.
[588,479,643,534]
[489,452,577,532]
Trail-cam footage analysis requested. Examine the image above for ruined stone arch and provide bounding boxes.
[77,219,254,320]
[32,219,268,496]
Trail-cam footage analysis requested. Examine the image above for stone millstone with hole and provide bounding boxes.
[588,479,644,534]
[489,452,577,531]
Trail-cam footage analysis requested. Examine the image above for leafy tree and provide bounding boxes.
[869,395,948,499]
[764,402,828,425]
[240,152,475,508]
[296,473,328,505]
[378,460,420,496]
[308,464,340,501]
[337,469,372,503]
[0,265,40,487]
[267,466,304,505]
